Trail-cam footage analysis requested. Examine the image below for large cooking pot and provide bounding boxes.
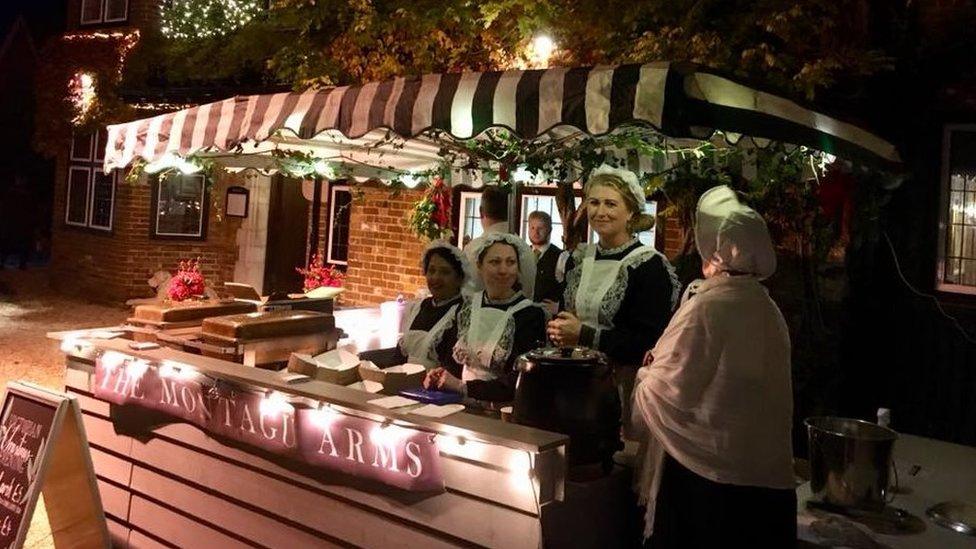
[806,416,898,511]
[513,346,622,470]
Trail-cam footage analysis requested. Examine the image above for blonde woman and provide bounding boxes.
[547,165,679,423]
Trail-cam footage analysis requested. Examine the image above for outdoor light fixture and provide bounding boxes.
[69,71,97,124]
[531,35,556,67]
[125,359,151,381]
[313,159,337,179]
[401,173,422,188]
[259,391,294,417]
[144,152,203,175]
[311,402,340,427]
[100,350,129,373]
[159,359,198,381]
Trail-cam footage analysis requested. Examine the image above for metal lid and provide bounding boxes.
[523,346,607,364]
[927,501,976,537]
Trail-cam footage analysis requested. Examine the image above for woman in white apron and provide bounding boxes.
[547,165,679,424]
[424,233,547,404]
[391,241,471,376]
[631,186,795,547]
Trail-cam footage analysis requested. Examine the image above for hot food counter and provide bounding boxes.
[48,320,634,548]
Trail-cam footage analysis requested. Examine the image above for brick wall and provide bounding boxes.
[660,214,687,260]
[50,160,245,303]
[340,186,427,306]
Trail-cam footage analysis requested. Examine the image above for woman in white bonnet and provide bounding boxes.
[631,185,795,547]
[547,164,679,430]
[390,240,471,376]
[425,232,547,404]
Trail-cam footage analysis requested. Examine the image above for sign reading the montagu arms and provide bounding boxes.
[93,355,444,492]
[0,382,107,549]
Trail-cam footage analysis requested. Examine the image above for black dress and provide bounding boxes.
[453,293,548,402]
[563,239,678,365]
[646,454,797,548]
[533,244,564,303]
[390,295,463,377]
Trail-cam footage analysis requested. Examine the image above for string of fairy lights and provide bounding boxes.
[160,0,265,41]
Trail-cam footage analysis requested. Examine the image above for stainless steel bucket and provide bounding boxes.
[805,416,898,510]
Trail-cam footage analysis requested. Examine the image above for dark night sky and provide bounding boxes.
[1,0,66,43]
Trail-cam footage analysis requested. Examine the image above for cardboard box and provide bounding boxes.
[358,362,426,395]
[287,349,361,385]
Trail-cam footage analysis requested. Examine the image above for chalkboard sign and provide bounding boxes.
[0,382,107,548]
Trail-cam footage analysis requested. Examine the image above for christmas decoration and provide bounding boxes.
[168,259,207,302]
[296,254,344,292]
[161,0,264,40]
[407,176,453,241]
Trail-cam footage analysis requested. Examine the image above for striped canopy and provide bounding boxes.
[104,62,900,173]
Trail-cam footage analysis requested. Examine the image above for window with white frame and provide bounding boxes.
[152,173,208,239]
[520,194,581,248]
[457,192,483,248]
[81,0,128,24]
[65,131,117,231]
[938,126,976,293]
[327,184,352,265]
[589,200,659,249]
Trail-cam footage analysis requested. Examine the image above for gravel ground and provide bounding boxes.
[0,267,127,548]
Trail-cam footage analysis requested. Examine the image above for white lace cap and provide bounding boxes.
[422,240,475,283]
[586,164,646,209]
[470,232,537,299]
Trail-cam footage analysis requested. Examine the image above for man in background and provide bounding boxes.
[527,211,563,311]
[462,186,512,273]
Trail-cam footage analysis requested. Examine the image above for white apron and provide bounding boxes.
[575,244,654,327]
[398,299,459,369]
[462,293,533,382]
[574,244,655,439]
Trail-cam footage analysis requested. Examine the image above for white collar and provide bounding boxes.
[484,221,510,234]
[532,243,551,255]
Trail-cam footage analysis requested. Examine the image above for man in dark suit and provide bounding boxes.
[528,211,563,308]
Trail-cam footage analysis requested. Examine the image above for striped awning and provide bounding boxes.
[104,62,900,173]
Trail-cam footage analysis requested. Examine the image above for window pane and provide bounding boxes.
[155,174,205,236]
[949,191,963,225]
[66,167,91,225]
[967,175,976,192]
[962,259,976,286]
[81,0,103,23]
[966,226,976,260]
[329,189,352,263]
[71,133,93,161]
[966,191,976,225]
[94,129,107,162]
[104,0,127,21]
[950,224,963,258]
[459,195,482,247]
[89,171,115,229]
[522,195,568,248]
[951,174,965,191]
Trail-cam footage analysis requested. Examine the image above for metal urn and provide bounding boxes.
[513,346,622,471]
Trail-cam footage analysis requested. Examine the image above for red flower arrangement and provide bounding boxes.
[296,254,344,292]
[168,258,206,302]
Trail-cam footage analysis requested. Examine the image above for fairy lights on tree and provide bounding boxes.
[161,0,264,40]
